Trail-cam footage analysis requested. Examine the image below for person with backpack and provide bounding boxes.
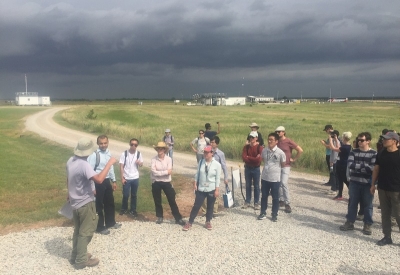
[151,141,185,226]
[370,132,400,246]
[241,131,263,210]
[119,138,143,217]
[200,135,228,216]
[87,135,121,235]
[190,129,210,163]
[163,129,174,161]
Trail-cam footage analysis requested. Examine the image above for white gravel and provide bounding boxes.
[0,107,398,274]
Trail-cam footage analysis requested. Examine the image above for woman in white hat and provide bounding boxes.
[150,141,185,225]
[247,122,264,146]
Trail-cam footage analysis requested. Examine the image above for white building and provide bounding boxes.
[222,97,246,106]
[15,92,51,106]
[247,95,274,103]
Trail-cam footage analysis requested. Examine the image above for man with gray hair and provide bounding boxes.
[67,137,117,269]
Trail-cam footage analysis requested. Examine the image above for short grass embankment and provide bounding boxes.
[0,107,189,234]
[57,102,400,174]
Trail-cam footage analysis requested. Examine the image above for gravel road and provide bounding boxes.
[0,107,398,274]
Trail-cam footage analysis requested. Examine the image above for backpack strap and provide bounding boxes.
[196,159,203,189]
[94,151,100,171]
[137,151,141,165]
[123,150,128,168]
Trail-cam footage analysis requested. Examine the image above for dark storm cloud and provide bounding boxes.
[0,0,399,99]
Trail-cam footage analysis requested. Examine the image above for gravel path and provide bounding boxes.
[0,107,398,274]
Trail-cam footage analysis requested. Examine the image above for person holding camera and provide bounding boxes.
[327,130,340,195]
[320,124,334,184]
[204,122,220,140]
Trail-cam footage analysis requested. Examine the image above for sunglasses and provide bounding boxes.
[357,139,366,142]
[130,143,138,147]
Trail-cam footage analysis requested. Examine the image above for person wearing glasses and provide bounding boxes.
[151,141,185,225]
[119,138,143,217]
[183,145,221,231]
[275,126,303,214]
[370,131,400,246]
[340,132,377,235]
[190,130,210,163]
[87,135,121,235]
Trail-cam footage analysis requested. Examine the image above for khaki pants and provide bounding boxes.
[71,201,98,265]
[201,197,219,214]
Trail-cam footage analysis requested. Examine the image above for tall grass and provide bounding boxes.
[57,102,400,174]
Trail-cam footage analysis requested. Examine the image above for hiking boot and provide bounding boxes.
[75,257,100,269]
[279,201,285,207]
[108,223,122,229]
[362,223,372,235]
[175,219,185,226]
[205,222,212,230]
[156,217,163,224]
[377,236,393,246]
[97,229,110,235]
[69,253,92,265]
[271,216,277,222]
[258,213,266,220]
[254,203,260,210]
[284,204,292,213]
[119,209,127,215]
[129,210,138,218]
[340,221,354,231]
[356,214,364,221]
[242,203,251,209]
[182,222,192,231]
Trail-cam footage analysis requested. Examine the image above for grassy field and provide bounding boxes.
[57,101,400,173]
[0,107,186,230]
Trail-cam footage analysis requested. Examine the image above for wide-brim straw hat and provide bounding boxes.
[153,141,169,150]
[74,137,97,157]
[249,122,259,129]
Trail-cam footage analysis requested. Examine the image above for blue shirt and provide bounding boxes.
[87,148,116,182]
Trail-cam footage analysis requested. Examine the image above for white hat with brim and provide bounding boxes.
[165,129,171,133]
[74,137,97,157]
[275,126,285,132]
[249,131,258,138]
[153,141,169,150]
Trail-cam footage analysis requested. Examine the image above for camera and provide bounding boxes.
[330,131,335,138]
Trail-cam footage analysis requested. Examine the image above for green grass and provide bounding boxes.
[57,102,400,173]
[0,107,165,227]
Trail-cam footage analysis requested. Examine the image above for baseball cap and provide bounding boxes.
[203,145,213,152]
[323,124,333,131]
[381,132,399,142]
[249,131,258,138]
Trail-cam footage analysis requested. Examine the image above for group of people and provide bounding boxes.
[66,122,400,269]
[320,125,400,247]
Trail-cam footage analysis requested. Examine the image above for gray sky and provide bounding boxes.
[1,0,399,99]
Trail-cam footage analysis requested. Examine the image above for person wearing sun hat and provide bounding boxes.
[162,129,174,161]
[151,141,185,225]
[67,137,117,269]
[183,145,221,231]
[246,122,264,146]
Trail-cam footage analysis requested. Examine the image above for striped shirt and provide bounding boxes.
[347,148,377,184]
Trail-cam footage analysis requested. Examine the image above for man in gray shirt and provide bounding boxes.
[258,133,286,222]
[67,137,117,269]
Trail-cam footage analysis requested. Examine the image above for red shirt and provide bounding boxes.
[242,144,263,167]
[277,138,298,167]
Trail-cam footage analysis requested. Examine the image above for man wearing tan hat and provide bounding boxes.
[151,141,185,225]
[67,137,117,269]
[247,122,264,146]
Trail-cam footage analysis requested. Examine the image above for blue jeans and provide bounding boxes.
[189,190,216,223]
[261,180,280,217]
[245,166,260,204]
[346,181,373,224]
[122,178,139,212]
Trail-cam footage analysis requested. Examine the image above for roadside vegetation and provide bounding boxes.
[57,102,400,173]
[0,107,186,232]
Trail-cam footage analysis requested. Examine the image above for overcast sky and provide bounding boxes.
[1,0,399,100]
